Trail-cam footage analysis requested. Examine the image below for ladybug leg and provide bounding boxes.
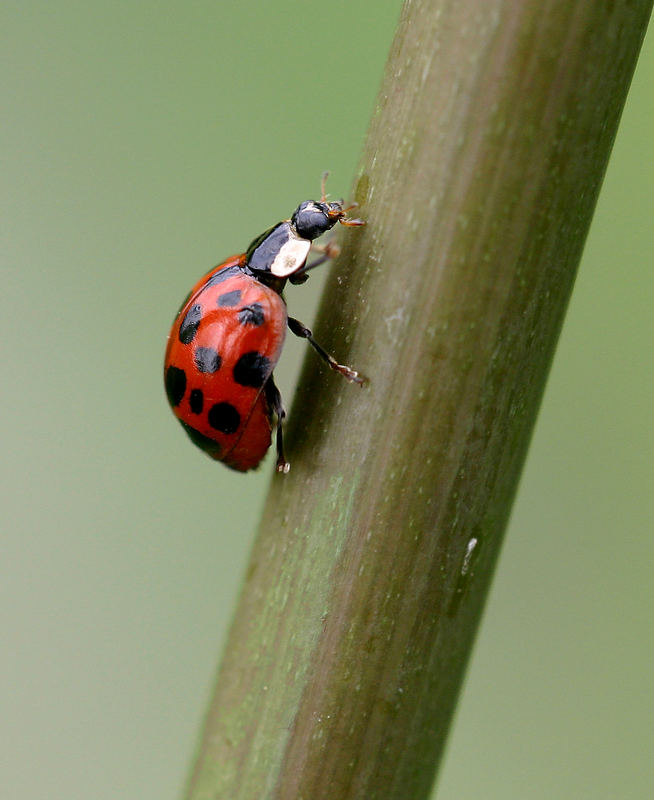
[265,376,290,473]
[287,317,365,386]
[310,239,341,261]
[289,241,341,285]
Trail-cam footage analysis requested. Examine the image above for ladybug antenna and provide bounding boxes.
[320,171,330,202]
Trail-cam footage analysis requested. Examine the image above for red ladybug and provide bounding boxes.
[164,175,365,473]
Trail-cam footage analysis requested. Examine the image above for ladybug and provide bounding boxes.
[164,175,365,473]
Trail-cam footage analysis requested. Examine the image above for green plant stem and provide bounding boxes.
[184,1,652,798]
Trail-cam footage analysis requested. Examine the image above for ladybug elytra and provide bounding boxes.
[164,174,365,473]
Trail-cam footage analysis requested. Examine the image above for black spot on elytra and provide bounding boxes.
[204,265,241,288]
[233,351,271,388]
[208,402,241,434]
[165,366,186,407]
[218,289,242,307]
[179,304,202,344]
[238,303,265,327]
[181,422,222,458]
[194,346,222,374]
[189,388,203,414]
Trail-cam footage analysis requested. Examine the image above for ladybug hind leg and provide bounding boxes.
[265,376,290,473]
[287,316,365,385]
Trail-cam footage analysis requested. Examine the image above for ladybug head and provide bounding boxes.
[291,172,365,242]
[291,200,347,241]
[291,173,365,241]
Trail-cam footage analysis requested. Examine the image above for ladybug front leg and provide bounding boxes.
[287,317,365,386]
[264,376,290,473]
[288,241,341,285]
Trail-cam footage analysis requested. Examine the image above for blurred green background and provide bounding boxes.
[2,3,652,798]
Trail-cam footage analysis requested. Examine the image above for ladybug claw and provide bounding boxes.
[332,362,366,385]
[346,369,366,386]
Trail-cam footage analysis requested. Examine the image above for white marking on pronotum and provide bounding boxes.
[270,232,311,278]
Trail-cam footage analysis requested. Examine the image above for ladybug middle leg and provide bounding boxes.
[264,376,290,473]
[287,317,365,385]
